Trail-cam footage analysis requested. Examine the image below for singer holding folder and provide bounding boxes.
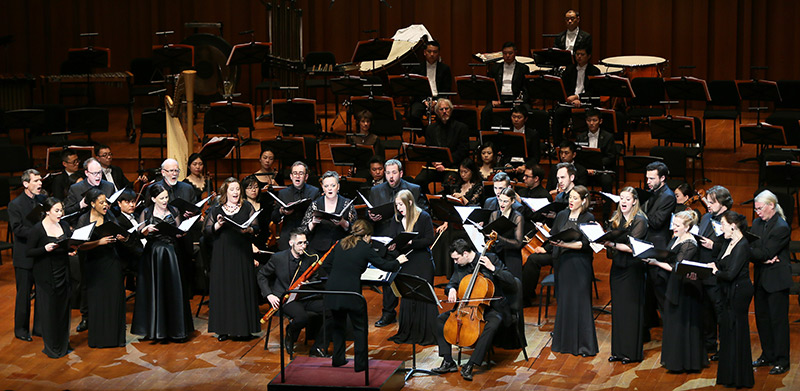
[604,186,648,364]
[132,184,194,342]
[205,178,261,341]
[486,188,524,279]
[302,171,356,256]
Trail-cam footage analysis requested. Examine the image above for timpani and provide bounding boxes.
[601,55,667,79]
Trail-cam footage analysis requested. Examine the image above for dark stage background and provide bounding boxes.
[3,0,799,102]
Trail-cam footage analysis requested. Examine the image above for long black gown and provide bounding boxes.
[551,209,599,356]
[77,212,126,348]
[131,206,194,340]
[661,236,707,372]
[387,211,438,346]
[205,202,261,338]
[489,209,525,279]
[715,240,755,388]
[301,195,356,256]
[27,220,72,358]
[609,213,648,362]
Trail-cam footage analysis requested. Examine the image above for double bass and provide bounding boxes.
[443,233,498,348]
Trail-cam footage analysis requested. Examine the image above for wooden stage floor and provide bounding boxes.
[1,106,799,390]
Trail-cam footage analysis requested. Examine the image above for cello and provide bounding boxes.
[521,223,550,266]
[443,233,498,348]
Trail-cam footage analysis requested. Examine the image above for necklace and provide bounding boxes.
[222,202,240,214]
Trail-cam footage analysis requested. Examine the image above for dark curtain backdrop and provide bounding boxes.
[3,0,799,102]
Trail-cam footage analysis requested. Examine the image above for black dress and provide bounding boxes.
[323,240,400,372]
[661,236,707,372]
[204,202,261,338]
[27,220,72,358]
[77,212,126,348]
[301,195,356,256]
[387,211,438,346]
[608,213,648,362]
[715,240,755,388]
[488,209,524,279]
[551,209,598,356]
[131,206,194,340]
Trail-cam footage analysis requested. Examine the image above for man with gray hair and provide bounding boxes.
[415,98,469,193]
[155,158,197,204]
[8,169,45,341]
[64,157,116,217]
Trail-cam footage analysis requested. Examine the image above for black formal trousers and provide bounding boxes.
[435,306,503,366]
[522,253,553,303]
[283,299,328,350]
[753,285,790,368]
[14,267,37,338]
[331,306,369,371]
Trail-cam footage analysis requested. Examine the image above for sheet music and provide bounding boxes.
[464,225,486,253]
[589,242,605,253]
[127,221,145,234]
[521,197,550,211]
[72,222,96,241]
[178,215,201,231]
[371,236,392,245]
[195,194,214,208]
[454,206,479,223]
[108,188,125,204]
[629,236,654,257]
[223,209,262,229]
[358,191,373,209]
[599,192,620,204]
[266,191,288,208]
[680,260,713,269]
[689,225,700,235]
[578,222,606,242]
[534,222,551,238]
[361,266,389,282]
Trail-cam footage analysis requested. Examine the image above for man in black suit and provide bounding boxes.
[483,172,524,214]
[258,229,329,357]
[517,163,551,201]
[695,185,732,357]
[750,190,793,375]
[552,46,601,146]
[507,106,541,165]
[368,158,425,327]
[409,40,453,132]
[481,42,529,131]
[156,158,197,205]
[95,144,131,192]
[272,161,321,250]
[415,98,470,193]
[64,157,116,217]
[49,148,84,201]
[555,9,593,54]
[546,141,588,194]
[430,238,515,381]
[8,169,44,341]
[576,108,616,218]
[643,161,676,314]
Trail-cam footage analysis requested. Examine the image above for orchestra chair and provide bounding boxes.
[536,271,555,327]
[625,77,666,147]
[0,176,14,256]
[28,105,69,158]
[127,58,165,133]
[67,107,109,145]
[2,108,45,158]
[766,80,800,148]
[138,108,167,162]
[649,116,705,183]
[703,80,741,151]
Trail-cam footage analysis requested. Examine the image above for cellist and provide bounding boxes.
[430,238,515,381]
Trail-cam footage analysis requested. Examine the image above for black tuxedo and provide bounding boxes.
[555,28,593,54]
[696,211,727,351]
[8,192,44,339]
[271,183,321,250]
[102,165,132,191]
[257,249,317,300]
[424,119,470,168]
[507,125,541,165]
[481,61,530,131]
[116,211,144,290]
[644,184,676,249]
[410,61,453,96]
[64,180,116,217]
[750,215,792,368]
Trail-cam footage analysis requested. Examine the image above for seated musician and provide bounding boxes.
[546,141,589,195]
[257,229,329,357]
[575,108,617,219]
[183,153,210,202]
[431,238,515,381]
[49,148,84,201]
[551,45,601,146]
[95,144,131,192]
[517,162,551,200]
[408,40,453,132]
[555,9,593,54]
[348,110,385,177]
[366,156,385,187]
[443,158,483,206]
[254,147,284,189]
[508,106,541,165]
[480,42,529,131]
[414,99,469,194]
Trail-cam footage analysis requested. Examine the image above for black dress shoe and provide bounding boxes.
[374,314,396,328]
[332,359,347,367]
[76,319,88,332]
[217,335,229,342]
[15,335,32,342]
[608,356,622,362]
[769,365,788,375]
[309,347,330,358]
[709,353,719,362]
[752,357,771,367]
[431,359,458,374]
[460,363,474,381]
[621,358,638,365]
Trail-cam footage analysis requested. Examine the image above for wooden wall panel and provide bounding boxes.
[2,0,799,104]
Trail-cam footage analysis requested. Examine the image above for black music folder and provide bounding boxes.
[546,227,583,243]
[170,195,214,215]
[93,221,132,239]
[675,260,713,280]
[481,215,515,235]
[267,191,312,212]
[357,191,395,222]
[154,215,201,238]
[55,221,96,248]
[312,199,355,222]
[578,222,628,244]
[222,210,262,229]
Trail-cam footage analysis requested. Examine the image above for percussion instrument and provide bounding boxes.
[0,74,35,110]
[601,55,667,79]
[595,64,624,75]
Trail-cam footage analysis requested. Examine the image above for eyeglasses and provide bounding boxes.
[754,205,768,212]
[163,169,180,174]
[98,152,113,158]
[291,171,306,177]
[86,170,102,176]
[66,159,80,165]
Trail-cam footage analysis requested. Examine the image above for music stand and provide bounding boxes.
[526,75,567,106]
[227,41,272,118]
[46,146,93,172]
[350,38,394,74]
[261,138,307,174]
[740,123,787,161]
[3,109,46,156]
[272,98,319,136]
[586,75,635,99]
[649,115,698,145]
[455,75,499,106]
[622,155,663,184]
[402,142,453,166]
[329,75,369,132]
[329,143,374,173]
[480,130,528,159]
[664,76,710,116]
[426,196,465,224]
[199,136,237,189]
[208,101,257,146]
[531,48,573,68]
[391,273,441,381]
[388,74,432,98]
[66,46,111,105]
[350,95,395,120]
[736,79,781,123]
[575,147,605,171]
[152,44,195,75]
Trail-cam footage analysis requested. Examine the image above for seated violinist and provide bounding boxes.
[431,238,515,381]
